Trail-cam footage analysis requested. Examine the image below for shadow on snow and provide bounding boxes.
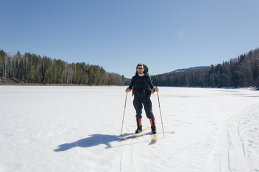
[54,133,130,152]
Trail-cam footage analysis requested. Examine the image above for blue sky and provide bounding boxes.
[1,0,259,78]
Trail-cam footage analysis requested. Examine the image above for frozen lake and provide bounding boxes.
[0,86,259,172]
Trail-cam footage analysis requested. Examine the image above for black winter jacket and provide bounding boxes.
[128,75,154,96]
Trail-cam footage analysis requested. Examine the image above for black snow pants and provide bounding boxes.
[133,94,154,119]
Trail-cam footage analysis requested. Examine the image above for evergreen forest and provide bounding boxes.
[151,48,259,88]
[0,50,125,85]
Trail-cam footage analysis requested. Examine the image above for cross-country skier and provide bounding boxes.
[125,64,159,134]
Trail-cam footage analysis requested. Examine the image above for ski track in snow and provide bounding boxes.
[0,86,259,172]
[205,103,259,172]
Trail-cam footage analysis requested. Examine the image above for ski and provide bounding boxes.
[151,134,157,143]
[121,127,149,140]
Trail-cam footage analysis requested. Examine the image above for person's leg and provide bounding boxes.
[149,117,156,134]
[143,96,156,134]
[133,97,143,133]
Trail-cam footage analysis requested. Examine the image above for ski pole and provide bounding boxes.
[120,92,128,136]
[156,88,165,137]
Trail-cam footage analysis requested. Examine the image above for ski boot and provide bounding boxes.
[150,117,157,142]
[135,117,142,134]
[135,125,142,134]
[149,117,157,134]
[151,126,157,134]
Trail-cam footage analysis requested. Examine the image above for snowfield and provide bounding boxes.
[0,86,259,172]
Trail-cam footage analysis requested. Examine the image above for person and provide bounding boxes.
[125,64,159,134]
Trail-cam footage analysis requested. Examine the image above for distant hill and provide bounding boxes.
[151,48,259,88]
[166,66,209,74]
[124,66,209,86]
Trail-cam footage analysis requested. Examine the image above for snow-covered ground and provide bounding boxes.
[0,86,259,172]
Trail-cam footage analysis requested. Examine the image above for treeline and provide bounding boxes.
[151,48,259,87]
[0,50,125,85]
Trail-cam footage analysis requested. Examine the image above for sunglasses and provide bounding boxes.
[137,68,144,69]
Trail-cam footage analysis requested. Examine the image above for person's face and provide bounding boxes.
[137,65,144,74]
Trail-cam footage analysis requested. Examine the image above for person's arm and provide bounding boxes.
[148,76,159,92]
[148,76,154,90]
[125,76,135,93]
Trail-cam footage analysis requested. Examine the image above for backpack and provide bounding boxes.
[143,64,149,75]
